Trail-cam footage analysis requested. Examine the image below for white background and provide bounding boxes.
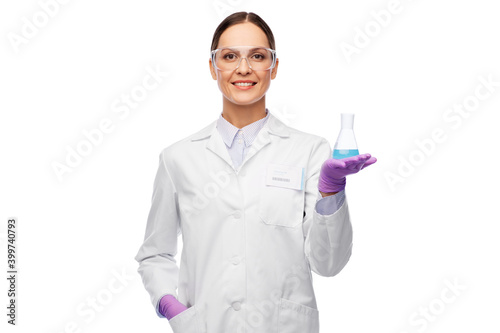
[1,0,499,332]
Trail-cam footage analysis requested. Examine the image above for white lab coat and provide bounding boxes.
[134,111,353,333]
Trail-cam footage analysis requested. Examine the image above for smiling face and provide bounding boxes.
[209,22,279,106]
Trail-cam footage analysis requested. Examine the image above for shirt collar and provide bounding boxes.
[216,108,270,148]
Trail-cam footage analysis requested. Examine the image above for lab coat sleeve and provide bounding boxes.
[134,151,181,318]
[303,138,353,277]
[315,189,345,215]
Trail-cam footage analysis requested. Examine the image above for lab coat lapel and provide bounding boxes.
[206,125,235,169]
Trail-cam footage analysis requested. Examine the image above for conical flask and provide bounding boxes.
[333,113,359,159]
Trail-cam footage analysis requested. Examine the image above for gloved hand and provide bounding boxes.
[318,153,377,193]
[159,294,188,320]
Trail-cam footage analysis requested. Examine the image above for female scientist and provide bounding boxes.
[135,11,376,333]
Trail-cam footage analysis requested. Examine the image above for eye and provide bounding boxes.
[223,53,237,61]
[251,53,266,61]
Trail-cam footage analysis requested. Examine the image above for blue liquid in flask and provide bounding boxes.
[332,113,359,159]
[333,149,359,159]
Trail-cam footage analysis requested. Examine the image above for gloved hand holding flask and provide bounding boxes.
[318,113,377,194]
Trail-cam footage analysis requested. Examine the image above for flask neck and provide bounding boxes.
[341,113,354,129]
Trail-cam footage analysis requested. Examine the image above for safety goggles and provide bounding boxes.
[211,45,277,72]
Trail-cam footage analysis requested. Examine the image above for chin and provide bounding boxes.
[230,96,265,105]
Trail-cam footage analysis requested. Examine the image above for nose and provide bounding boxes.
[235,56,252,74]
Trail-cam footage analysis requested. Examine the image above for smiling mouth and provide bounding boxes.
[232,82,257,86]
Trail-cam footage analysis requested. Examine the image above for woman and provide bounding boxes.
[135,11,376,333]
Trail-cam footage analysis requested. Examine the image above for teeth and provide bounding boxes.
[234,82,254,86]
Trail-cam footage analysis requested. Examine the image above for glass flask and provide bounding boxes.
[333,113,360,159]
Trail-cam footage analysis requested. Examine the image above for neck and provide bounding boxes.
[221,97,267,129]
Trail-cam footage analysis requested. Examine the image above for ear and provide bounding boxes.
[271,58,279,80]
[209,58,217,80]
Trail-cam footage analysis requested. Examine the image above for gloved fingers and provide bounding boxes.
[354,161,366,172]
[343,154,371,169]
[361,156,377,170]
[322,153,375,175]
[355,154,373,171]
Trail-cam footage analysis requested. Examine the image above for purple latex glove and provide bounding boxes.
[159,294,188,320]
[318,153,377,193]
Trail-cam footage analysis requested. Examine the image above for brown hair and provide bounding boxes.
[210,11,276,51]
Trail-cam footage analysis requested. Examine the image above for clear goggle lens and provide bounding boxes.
[211,46,276,71]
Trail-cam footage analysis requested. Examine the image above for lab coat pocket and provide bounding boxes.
[168,304,204,333]
[258,185,304,228]
[278,298,319,333]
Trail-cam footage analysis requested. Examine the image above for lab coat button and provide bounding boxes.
[232,302,242,311]
[231,256,241,265]
[233,211,242,219]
